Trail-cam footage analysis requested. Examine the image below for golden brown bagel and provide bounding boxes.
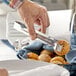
[38,54,51,62]
[27,52,38,60]
[50,56,66,64]
[54,40,70,56]
[51,61,63,64]
[41,50,53,56]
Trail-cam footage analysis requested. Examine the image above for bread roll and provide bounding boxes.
[27,52,38,60]
[41,50,53,56]
[38,54,51,62]
[54,40,70,56]
[50,56,66,64]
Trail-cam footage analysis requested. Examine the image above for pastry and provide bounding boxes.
[27,52,38,60]
[54,40,70,56]
[51,61,63,64]
[38,54,51,62]
[41,50,53,56]
[50,56,66,64]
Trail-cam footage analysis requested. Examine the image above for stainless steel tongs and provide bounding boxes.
[13,21,62,51]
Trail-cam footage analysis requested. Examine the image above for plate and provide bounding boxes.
[0,59,49,76]
[0,60,70,76]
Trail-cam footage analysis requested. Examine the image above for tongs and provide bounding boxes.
[13,21,62,51]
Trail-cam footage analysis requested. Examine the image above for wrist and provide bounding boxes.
[17,0,29,9]
[9,0,28,9]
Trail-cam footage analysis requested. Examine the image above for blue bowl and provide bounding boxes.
[65,50,76,63]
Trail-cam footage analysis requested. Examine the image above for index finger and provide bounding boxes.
[40,10,50,33]
[24,18,37,40]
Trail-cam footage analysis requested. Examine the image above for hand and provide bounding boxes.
[17,0,50,40]
[0,69,8,76]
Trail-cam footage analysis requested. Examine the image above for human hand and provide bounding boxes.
[0,69,8,76]
[17,0,50,40]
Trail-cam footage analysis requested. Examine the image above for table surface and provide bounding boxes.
[0,40,18,61]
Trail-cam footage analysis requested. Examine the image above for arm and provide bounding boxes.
[2,0,24,9]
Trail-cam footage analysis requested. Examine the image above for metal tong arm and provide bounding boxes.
[24,28,55,45]
[15,21,57,45]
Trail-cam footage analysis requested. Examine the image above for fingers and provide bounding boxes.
[40,9,50,33]
[0,69,8,76]
[46,12,50,27]
[24,18,37,40]
[35,18,41,25]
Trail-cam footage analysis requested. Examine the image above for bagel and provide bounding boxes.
[38,54,51,62]
[50,56,66,64]
[54,40,70,56]
[27,52,38,60]
[41,50,53,56]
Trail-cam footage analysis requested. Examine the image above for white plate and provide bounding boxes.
[0,60,70,76]
[0,59,49,76]
[0,59,49,70]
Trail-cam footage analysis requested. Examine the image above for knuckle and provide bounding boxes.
[40,6,47,13]
[43,7,47,12]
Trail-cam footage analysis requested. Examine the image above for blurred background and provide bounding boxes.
[0,0,76,15]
